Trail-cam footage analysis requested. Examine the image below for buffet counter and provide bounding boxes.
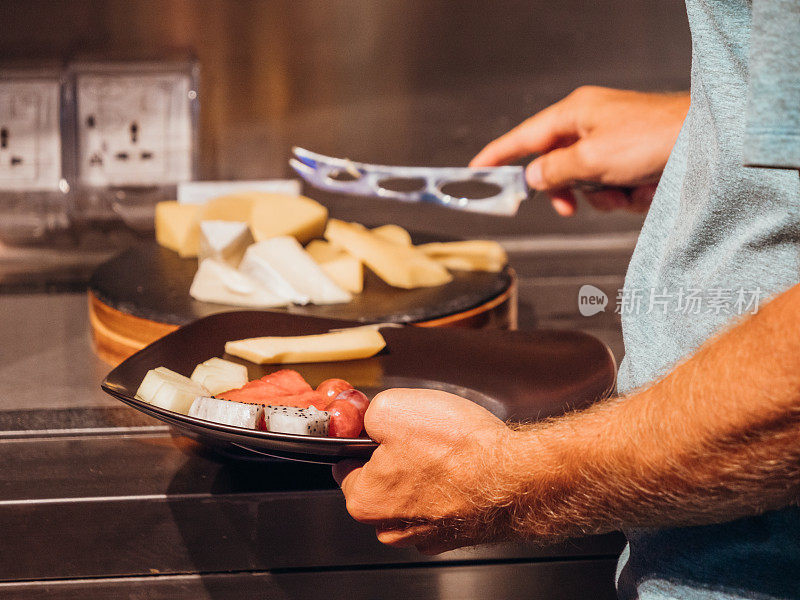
[0,292,624,599]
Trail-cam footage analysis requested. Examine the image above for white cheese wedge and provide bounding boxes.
[188,396,264,430]
[306,240,363,294]
[239,237,351,305]
[190,362,249,395]
[199,357,249,379]
[190,259,291,307]
[371,224,412,246]
[225,328,386,364]
[136,367,209,414]
[155,201,202,257]
[198,220,253,267]
[324,220,452,289]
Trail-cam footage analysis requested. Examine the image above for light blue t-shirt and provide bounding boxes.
[615,0,800,599]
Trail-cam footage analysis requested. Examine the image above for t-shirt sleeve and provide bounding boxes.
[742,0,800,170]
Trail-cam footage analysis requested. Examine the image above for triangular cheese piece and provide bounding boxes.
[155,201,201,257]
[240,237,351,305]
[198,220,253,266]
[190,259,290,307]
[325,220,452,289]
[306,240,363,293]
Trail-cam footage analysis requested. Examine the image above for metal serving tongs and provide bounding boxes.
[290,147,529,216]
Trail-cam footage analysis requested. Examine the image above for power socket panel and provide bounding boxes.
[0,78,62,192]
[76,72,194,187]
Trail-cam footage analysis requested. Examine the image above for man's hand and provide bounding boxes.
[333,389,512,554]
[335,284,800,552]
[471,86,690,216]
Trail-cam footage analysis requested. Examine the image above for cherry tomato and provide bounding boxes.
[317,378,354,402]
[327,399,363,438]
[334,388,370,417]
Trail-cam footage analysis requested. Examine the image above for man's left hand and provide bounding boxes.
[333,388,512,555]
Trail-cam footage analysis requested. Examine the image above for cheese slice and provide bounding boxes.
[198,220,253,267]
[199,191,328,244]
[416,240,508,272]
[250,194,328,244]
[429,254,502,272]
[305,239,343,263]
[225,328,386,364]
[239,237,351,305]
[190,364,248,395]
[417,240,507,262]
[199,192,256,222]
[318,256,363,294]
[190,358,249,395]
[306,240,363,294]
[371,224,412,246]
[200,357,249,377]
[155,201,202,257]
[324,219,452,289]
[190,259,290,307]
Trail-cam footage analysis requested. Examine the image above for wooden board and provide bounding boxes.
[89,241,517,365]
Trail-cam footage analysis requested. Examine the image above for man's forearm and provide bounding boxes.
[496,283,800,541]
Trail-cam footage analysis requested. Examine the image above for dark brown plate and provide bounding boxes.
[102,311,616,463]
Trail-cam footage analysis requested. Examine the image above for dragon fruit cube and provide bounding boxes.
[264,405,330,436]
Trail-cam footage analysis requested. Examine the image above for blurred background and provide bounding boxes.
[0,0,692,354]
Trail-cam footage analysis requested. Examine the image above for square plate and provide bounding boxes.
[102,311,616,463]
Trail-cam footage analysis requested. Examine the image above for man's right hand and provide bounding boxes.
[470,86,690,216]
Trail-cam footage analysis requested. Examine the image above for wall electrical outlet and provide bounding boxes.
[76,71,194,187]
[0,78,62,192]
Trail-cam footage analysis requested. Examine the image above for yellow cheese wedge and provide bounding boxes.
[155,201,202,257]
[325,220,452,289]
[305,239,344,263]
[416,240,508,272]
[319,256,363,294]
[199,192,256,222]
[430,254,504,272]
[250,194,328,243]
[371,224,412,246]
[417,240,507,262]
[225,328,387,364]
[306,240,364,293]
[199,191,328,244]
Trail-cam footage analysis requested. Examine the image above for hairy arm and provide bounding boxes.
[337,283,800,553]
[497,282,800,541]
